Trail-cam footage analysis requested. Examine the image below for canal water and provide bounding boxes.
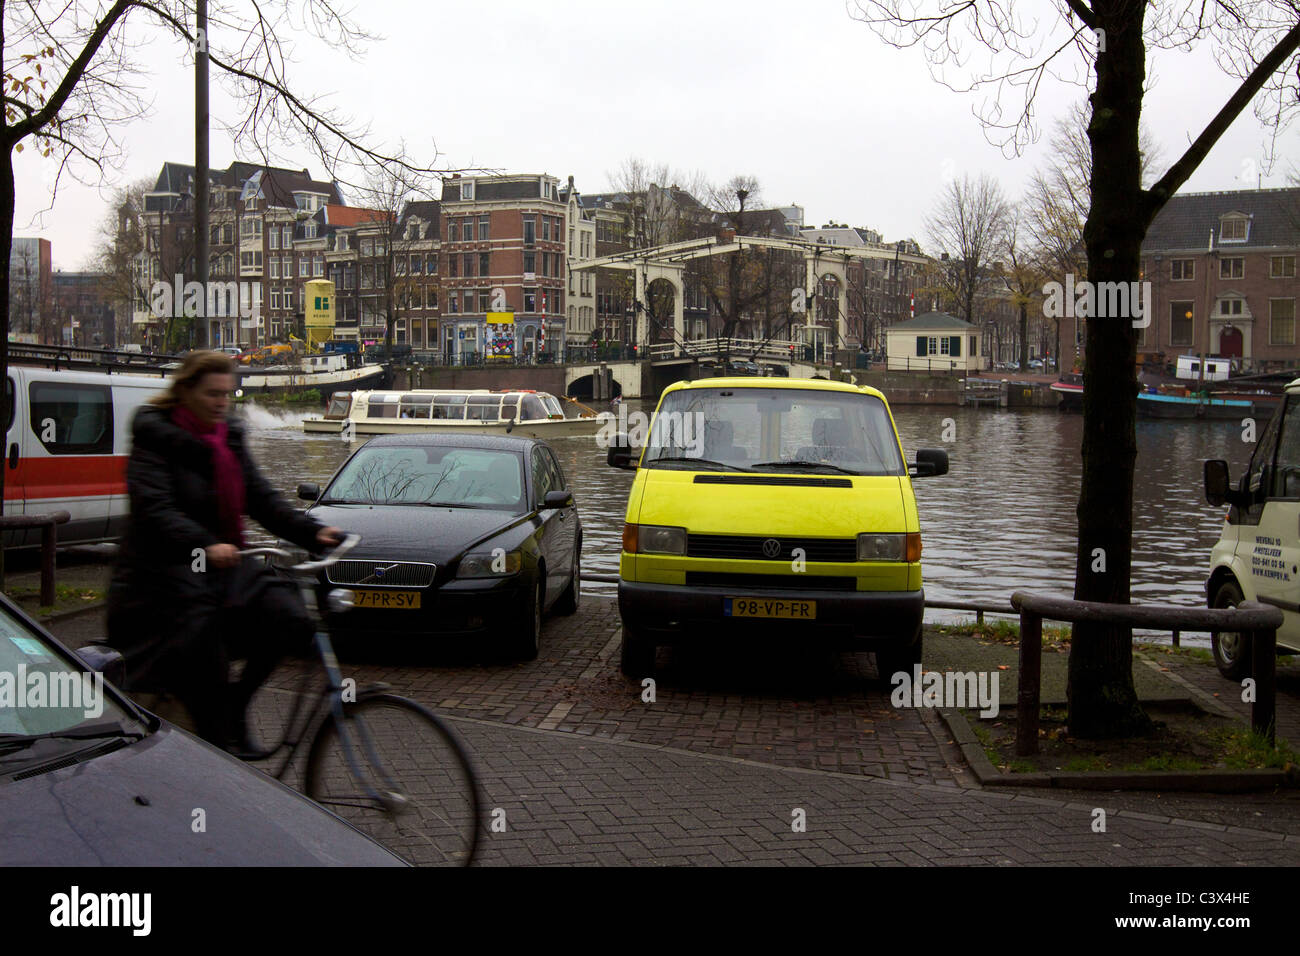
[240,400,1258,644]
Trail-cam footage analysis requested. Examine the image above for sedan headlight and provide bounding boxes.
[857,533,921,562]
[456,549,523,579]
[624,524,687,556]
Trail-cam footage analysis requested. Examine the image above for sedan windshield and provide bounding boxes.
[0,609,139,741]
[641,387,906,476]
[325,445,528,512]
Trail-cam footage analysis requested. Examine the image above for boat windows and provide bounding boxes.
[466,395,502,421]
[500,396,519,421]
[399,395,434,419]
[521,395,546,421]
[433,395,468,420]
[541,394,564,419]
[324,393,352,420]
[366,395,401,419]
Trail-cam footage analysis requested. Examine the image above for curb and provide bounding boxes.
[30,600,107,626]
[939,707,1299,793]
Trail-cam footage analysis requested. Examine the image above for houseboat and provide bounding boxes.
[301,389,602,437]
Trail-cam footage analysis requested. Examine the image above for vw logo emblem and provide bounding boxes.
[761,538,781,558]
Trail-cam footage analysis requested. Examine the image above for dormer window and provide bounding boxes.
[1220,214,1249,242]
[461,180,474,201]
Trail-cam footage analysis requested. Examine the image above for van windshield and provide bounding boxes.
[641,387,906,476]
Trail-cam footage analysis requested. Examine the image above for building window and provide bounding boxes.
[284,290,294,311]
[463,253,474,277]
[411,254,422,275]
[360,238,374,257]
[523,217,536,247]
[1220,257,1244,279]
[479,252,490,277]
[1170,301,1194,345]
[542,217,551,242]
[524,288,536,313]
[461,220,472,242]
[299,258,310,277]
[569,228,575,255]
[478,290,491,313]
[478,216,490,240]
[314,256,324,277]
[524,251,536,275]
[1172,259,1194,281]
[270,258,280,279]
[448,255,457,277]
[1220,217,1248,241]
[1218,298,1244,317]
[448,293,458,314]
[426,288,438,309]
[1271,299,1296,346]
[283,226,292,247]
[361,265,373,289]
[1272,256,1296,278]
[271,289,281,310]
[304,223,317,239]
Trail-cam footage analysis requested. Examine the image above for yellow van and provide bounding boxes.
[608,377,948,676]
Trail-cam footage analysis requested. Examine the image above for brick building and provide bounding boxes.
[439,173,568,362]
[1138,188,1300,371]
[9,237,52,342]
[51,271,116,347]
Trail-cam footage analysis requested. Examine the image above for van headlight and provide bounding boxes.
[456,550,522,578]
[857,533,921,562]
[626,524,687,556]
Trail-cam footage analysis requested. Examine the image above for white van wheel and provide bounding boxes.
[1210,580,1252,681]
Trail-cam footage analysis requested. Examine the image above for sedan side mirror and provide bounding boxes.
[910,448,949,478]
[544,489,574,509]
[76,644,125,688]
[297,482,321,502]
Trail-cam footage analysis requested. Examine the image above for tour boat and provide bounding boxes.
[301,388,602,437]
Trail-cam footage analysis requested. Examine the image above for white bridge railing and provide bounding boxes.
[645,337,801,362]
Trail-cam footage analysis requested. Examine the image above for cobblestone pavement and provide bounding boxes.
[47,593,1300,864]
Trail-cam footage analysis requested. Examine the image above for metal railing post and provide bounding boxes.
[1016,608,1042,756]
[1253,627,1277,745]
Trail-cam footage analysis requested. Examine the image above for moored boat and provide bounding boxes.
[1136,388,1253,420]
[301,388,602,437]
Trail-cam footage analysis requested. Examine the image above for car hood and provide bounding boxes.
[0,723,405,865]
[308,503,528,563]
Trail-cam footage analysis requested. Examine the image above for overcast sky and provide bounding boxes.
[13,0,1299,271]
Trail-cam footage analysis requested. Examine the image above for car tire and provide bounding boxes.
[554,545,580,616]
[1210,579,1253,680]
[511,578,543,661]
[875,623,923,682]
[619,624,655,678]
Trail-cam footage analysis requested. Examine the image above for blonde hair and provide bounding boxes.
[149,351,237,408]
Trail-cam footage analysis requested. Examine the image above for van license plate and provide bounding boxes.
[351,590,421,609]
[725,598,816,619]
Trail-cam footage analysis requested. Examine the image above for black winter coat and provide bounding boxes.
[106,404,323,690]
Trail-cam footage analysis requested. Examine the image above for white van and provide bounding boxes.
[1204,377,1300,677]
[4,366,167,547]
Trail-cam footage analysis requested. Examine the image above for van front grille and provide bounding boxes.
[685,572,857,591]
[687,534,857,562]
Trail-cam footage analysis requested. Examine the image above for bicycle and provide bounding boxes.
[227,534,481,867]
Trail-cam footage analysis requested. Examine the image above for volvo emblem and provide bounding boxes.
[761,538,781,558]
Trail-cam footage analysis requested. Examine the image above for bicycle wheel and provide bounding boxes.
[304,693,480,866]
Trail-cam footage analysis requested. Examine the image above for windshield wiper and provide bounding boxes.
[0,720,146,755]
[751,460,865,475]
[644,456,749,472]
[318,498,367,505]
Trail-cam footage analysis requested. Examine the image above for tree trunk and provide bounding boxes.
[1069,3,1153,738]
[1019,301,1029,370]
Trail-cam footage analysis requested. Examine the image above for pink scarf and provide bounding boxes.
[172,405,246,547]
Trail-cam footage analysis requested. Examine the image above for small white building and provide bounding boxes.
[885,312,987,373]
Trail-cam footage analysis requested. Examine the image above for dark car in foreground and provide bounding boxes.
[0,594,404,866]
[295,433,582,658]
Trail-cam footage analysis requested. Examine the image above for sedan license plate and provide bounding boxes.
[351,589,421,610]
[725,598,816,620]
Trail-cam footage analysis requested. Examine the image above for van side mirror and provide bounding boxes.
[297,482,321,502]
[1205,459,1249,508]
[607,433,639,470]
[910,448,948,478]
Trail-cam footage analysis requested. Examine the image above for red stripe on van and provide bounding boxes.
[6,455,127,500]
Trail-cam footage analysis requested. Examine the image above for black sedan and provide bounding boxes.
[0,593,404,866]
[296,433,582,659]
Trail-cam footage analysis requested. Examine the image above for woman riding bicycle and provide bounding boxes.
[106,351,341,756]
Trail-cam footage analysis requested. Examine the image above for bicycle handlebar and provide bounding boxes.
[237,533,361,573]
